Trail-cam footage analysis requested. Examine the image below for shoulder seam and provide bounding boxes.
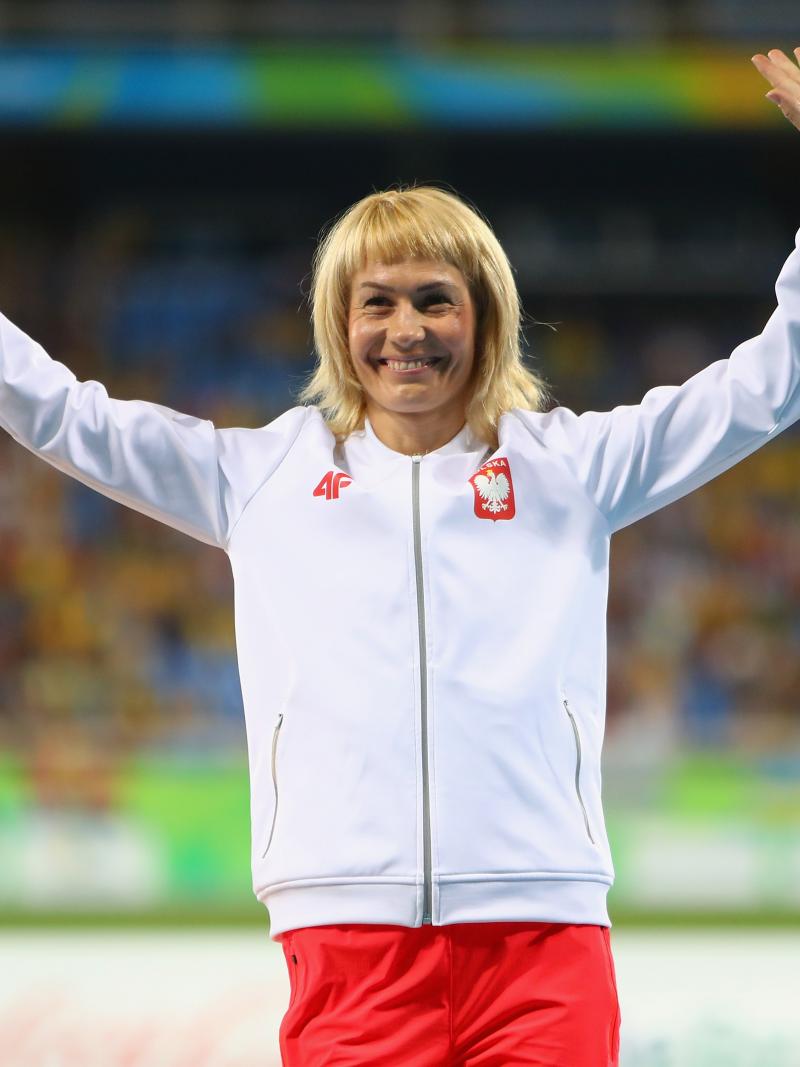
[222,406,313,553]
[510,408,611,536]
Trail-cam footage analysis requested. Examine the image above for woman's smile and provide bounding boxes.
[373,356,448,373]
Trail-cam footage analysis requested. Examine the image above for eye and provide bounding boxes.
[421,291,452,307]
[364,295,390,307]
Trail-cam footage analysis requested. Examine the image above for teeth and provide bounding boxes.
[385,359,433,371]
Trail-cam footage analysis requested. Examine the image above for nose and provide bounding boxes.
[388,302,426,349]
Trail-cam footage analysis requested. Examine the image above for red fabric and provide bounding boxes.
[277,921,620,1065]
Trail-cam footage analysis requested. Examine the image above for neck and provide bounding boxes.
[366,405,467,456]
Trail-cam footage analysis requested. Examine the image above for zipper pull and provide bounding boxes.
[411,454,423,463]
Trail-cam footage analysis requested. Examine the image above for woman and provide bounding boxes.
[1,48,798,1067]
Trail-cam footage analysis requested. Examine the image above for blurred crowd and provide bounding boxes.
[3,0,799,44]
[0,205,799,810]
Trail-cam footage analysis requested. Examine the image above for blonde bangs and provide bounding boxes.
[339,194,483,281]
[321,194,487,347]
[298,185,551,448]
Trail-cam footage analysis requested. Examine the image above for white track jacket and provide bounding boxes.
[2,230,800,939]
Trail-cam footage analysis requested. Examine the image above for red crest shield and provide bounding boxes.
[469,457,515,521]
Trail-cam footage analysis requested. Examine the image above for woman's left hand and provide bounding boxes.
[752,48,800,131]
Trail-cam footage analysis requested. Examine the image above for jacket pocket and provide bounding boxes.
[261,712,284,859]
[561,697,595,844]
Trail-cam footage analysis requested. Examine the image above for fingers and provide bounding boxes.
[750,46,800,120]
[752,48,800,86]
[751,48,800,130]
[765,48,799,76]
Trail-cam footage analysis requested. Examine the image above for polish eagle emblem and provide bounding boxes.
[469,457,516,521]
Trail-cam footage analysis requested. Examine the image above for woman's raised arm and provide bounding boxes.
[0,311,309,550]
[514,49,800,534]
[523,226,800,533]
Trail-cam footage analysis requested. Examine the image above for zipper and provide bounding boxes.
[561,698,595,844]
[261,712,284,858]
[411,455,433,924]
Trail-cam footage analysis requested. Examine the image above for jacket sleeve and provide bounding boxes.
[0,311,310,550]
[520,227,800,534]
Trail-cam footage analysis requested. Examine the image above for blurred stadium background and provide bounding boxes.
[1,1,800,1064]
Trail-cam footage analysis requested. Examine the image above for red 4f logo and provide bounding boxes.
[313,471,352,500]
[469,457,515,521]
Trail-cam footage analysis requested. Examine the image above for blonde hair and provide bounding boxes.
[297,184,551,449]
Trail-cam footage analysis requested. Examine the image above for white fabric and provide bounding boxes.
[2,229,800,938]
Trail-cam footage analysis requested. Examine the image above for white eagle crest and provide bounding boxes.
[474,469,511,513]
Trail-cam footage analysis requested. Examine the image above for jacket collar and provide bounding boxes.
[362,415,484,460]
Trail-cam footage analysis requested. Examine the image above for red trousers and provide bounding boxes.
[276,921,620,1066]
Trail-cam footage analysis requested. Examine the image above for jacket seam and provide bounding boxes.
[512,409,785,536]
[438,871,612,883]
[259,875,420,893]
[605,419,781,532]
[257,872,612,893]
[510,408,612,538]
[223,405,313,553]
[0,442,224,550]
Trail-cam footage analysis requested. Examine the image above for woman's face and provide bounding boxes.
[347,258,477,423]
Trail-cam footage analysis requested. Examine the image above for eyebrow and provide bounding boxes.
[358,279,456,292]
